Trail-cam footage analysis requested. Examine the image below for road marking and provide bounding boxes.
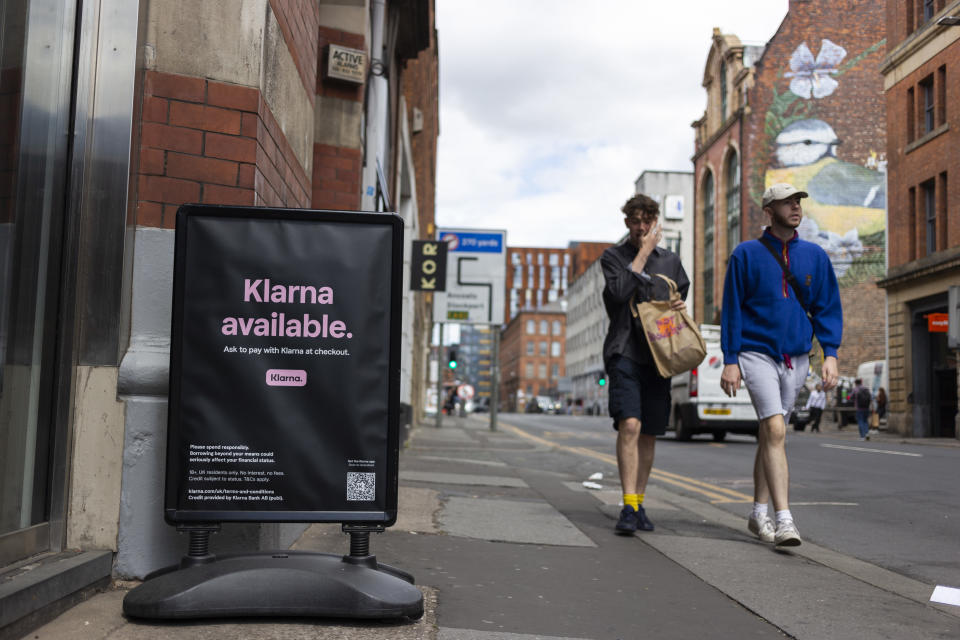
[820,444,922,457]
[791,502,859,506]
[500,423,753,504]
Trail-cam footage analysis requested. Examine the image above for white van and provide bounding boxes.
[856,360,887,396]
[669,325,759,441]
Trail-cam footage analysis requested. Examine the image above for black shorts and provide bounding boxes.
[608,356,671,435]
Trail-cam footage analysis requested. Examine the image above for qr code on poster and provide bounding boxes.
[346,472,375,501]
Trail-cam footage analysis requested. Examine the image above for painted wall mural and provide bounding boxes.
[751,38,886,283]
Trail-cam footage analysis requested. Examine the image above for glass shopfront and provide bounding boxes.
[0,0,76,566]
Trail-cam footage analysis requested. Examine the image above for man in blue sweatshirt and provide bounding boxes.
[720,183,842,547]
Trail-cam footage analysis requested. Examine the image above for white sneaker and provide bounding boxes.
[748,514,775,543]
[774,520,802,547]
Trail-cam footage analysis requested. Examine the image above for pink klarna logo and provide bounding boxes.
[266,369,307,386]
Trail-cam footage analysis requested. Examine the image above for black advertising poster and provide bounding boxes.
[164,206,402,525]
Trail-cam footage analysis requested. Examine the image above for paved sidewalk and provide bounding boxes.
[21,414,960,639]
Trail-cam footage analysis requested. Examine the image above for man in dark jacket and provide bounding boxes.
[601,193,689,534]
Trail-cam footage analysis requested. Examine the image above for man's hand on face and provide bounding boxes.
[640,222,661,257]
[821,356,839,391]
[720,363,742,397]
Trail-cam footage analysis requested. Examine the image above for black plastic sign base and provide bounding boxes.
[122,551,424,621]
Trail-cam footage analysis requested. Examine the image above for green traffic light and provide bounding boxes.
[597,377,606,386]
[448,361,457,369]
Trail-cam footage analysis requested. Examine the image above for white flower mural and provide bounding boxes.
[785,39,847,99]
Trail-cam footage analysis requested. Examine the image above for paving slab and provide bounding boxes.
[400,471,529,488]
[439,498,595,547]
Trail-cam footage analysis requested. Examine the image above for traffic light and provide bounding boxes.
[447,349,458,369]
[596,372,606,386]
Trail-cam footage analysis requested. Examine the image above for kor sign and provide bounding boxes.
[410,240,447,291]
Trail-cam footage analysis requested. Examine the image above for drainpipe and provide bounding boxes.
[362,0,388,211]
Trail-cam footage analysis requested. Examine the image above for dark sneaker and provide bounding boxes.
[635,505,655,531]
[615,505,639,534]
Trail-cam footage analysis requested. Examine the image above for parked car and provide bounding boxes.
[669,325,759,441]
[790,386,811,431]
[472,397,490,413]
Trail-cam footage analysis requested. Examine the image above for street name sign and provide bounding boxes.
[432,228,506,324]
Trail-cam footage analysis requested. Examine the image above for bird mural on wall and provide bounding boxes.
[761,38,886,279]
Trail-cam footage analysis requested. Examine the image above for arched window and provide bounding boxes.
[703,170,715,322]
[726,151,740,255]
[719,60,728,119]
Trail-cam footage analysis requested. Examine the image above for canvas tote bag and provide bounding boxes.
[630,274,706,378]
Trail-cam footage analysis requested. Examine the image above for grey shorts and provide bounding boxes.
[738,351,810,421]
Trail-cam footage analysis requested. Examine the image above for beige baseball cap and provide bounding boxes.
[762,183,808,207]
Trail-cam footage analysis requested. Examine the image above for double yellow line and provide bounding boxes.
[500,423,752,504]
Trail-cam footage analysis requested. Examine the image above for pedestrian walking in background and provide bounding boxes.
[875,387,887,422]
[601,193,689,535]
[804,382,826,432]
[853,378,872,440]
[720,183,843,547]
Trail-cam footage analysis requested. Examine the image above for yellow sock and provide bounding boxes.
[623,494,639,510]
[638,493,645,505]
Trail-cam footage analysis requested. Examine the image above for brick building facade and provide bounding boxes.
[695,0,888,375]
[878,0,960,437]
[500,305,567,412]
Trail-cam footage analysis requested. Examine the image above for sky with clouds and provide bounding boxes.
[435,1,789,248]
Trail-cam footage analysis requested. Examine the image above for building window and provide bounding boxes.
[922,179,936,256]
[526,341,534,356]
[525,363,534,378]
[923,0,935,23]
[538,253,544,265]
[551,341,561,357]
[526,319,535,334]
[564,253,570,266]
[938,65,946,127]
[921,75,935,134]
[510,289,519,318]
[548,289,558,303]
[703,170,715,322]
[513,264,523,285]
[726,151,740,254]
[719,60,728,119]
[666,233,681,255]
[551,364,559,378]
[540,320,548,334]
[511,252,521,265]
[539,265,546,287]
[539,341,547,356]
[549,253,559,266]
[527,265,534,288]
[907,87,915,141]
[939,172,948,252]
[538,363,547,379]
[552,320,561,335]
[908,186,917,261]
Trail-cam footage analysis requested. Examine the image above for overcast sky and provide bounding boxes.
[434,1,789,248]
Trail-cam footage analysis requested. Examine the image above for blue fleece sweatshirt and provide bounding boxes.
[721,229,842,365]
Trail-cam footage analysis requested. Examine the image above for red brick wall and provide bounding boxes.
[499,310,567,410]
[886,39,960,267]
[400,1,439,238]
[268,0,319,104]
[311,143,362,210]
[739,0,888,374]
[569,242,613,280]
[312,26,366,211]
[136,71,309,228]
